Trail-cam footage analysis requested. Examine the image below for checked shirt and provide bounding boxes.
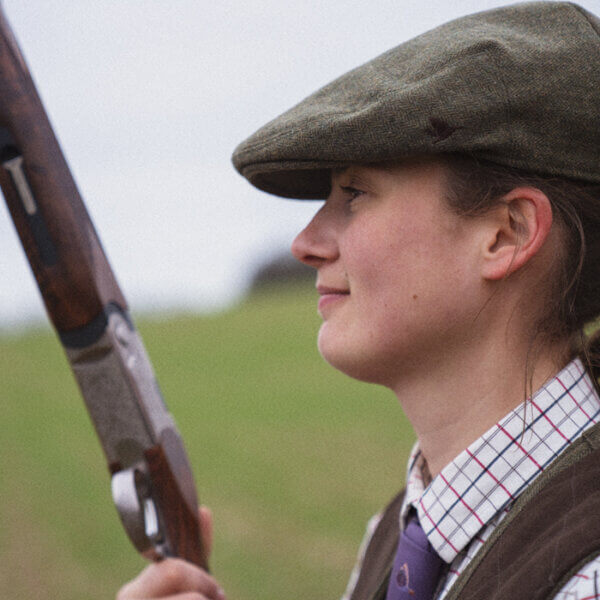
[342,358,600,600]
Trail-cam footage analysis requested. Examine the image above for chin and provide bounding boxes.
[317,328,390,385]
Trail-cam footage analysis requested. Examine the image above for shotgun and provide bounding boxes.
[0,6,209,569]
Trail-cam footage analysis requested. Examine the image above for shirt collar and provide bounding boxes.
[401,358,600,563]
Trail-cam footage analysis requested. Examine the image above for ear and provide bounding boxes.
[481,187,553,281]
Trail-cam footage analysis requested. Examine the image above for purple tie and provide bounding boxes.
[385,512,445,600]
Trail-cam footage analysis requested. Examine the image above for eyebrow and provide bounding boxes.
[331,167,350,176]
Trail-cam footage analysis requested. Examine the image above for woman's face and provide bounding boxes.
[291,159,489,387]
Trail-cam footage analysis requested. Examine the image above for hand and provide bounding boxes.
[116,506,226,600]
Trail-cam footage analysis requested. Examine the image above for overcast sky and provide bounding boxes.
[1,0,599,330]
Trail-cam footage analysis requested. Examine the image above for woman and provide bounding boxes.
[118,2,600,599]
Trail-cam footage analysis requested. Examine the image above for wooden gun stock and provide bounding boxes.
[0,7,125,335]
[0,5,208,570]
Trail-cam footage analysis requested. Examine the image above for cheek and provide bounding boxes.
[345,221,442,296]
[346,224,476,332]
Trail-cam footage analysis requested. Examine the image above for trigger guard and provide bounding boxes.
[111,467,165,561]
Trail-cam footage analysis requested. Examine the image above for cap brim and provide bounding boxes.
[241,161,350,199]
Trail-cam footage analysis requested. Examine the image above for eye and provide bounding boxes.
[340,185,364,204]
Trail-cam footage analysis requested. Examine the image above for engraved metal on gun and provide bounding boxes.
[66,307,173,560]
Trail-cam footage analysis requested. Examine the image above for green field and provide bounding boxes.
[0,284,415,600]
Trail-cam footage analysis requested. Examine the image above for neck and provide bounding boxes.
[391,334,569,478]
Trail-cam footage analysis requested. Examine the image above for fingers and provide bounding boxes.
[199,505,213,555]
[116,558,226,600]
[116,506,220,599]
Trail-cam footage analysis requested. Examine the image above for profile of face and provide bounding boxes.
[291,159,495,389]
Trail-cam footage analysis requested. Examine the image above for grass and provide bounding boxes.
[0,283,415,599]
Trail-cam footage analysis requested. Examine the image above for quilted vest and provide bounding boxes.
[349,421,600,600]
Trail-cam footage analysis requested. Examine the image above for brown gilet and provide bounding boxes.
[349,421,600,600]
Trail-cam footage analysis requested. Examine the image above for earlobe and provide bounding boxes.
[481,187,553,281]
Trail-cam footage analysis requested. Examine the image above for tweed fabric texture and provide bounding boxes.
[232,2,600,199]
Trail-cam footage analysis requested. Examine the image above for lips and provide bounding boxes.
[317,285,350,314]
[317,285,350,295]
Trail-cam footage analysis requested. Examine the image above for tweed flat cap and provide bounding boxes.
[232,2,600,199]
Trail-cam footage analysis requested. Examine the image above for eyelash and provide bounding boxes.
[340,185,364,203]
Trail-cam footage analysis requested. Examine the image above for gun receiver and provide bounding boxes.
[0,6,208,569]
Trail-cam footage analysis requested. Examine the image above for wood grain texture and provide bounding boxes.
[145,428,209,570]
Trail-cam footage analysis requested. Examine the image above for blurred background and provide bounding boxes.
[2,1,599,598]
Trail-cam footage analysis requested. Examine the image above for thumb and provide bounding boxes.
[199,505,213,556]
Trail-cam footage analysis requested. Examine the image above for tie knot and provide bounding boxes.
[403,513,431,548]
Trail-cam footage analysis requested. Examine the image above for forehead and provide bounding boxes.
[330,158,450,190]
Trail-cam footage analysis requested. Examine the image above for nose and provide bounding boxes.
[291,202,339,269]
